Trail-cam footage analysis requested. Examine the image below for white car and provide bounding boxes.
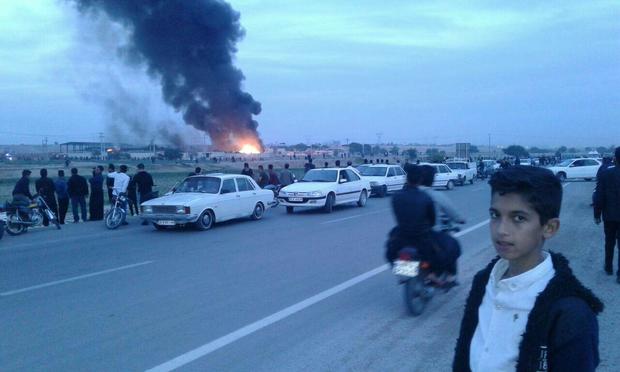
[547,158,601,182]
[420,163,460,190]
[445,161,477,185]
[140,174,276,230]
[278,168,370,213]
[358,164,406,196]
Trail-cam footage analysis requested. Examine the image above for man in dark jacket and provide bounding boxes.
[385,164,435,265]
[106,164,115,204]
[12,169,33,217]
[55,170,69,224]
[35,168,58,226]
[594,147,620,279]
[267,164,279,186]
[257,165,269,188]
[133,163,155,225]
[241,163,254,178]
[88,166,104,221]
[67,168,89,223]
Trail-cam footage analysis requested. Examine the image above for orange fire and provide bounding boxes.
[239,144,261,154]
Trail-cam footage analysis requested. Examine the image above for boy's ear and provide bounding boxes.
[543,218,560,239]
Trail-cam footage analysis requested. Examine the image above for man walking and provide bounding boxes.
[35,169,58,226]
[67,168,89,223]
[55,170,69,224]
[595,147,620,281]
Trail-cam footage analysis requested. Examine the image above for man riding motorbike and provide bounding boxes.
[11,169,33,219]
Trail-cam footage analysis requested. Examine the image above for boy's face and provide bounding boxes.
[489,192,559,263]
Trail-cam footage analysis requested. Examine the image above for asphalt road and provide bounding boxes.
[1,180,617,371]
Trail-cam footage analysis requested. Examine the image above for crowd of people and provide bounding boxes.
[10,163,155,225]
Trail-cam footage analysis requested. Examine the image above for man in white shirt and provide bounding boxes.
[108,165,130,225]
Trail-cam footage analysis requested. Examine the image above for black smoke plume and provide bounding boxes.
[72,0,262,151]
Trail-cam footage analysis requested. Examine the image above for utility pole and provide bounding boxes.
[99,132,104,160]
[43,136,48,161]
[488,133,491,158]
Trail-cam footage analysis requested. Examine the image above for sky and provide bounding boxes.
[0,0,618,148]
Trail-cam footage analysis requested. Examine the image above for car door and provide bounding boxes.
[386,167,397,191]
[235,177,257,216]
[336,170,352,203]
[345,169,364,200]
[582,159,600,179]
[394,167,407,190]
[218,178,240,220]
[568,159,585,178]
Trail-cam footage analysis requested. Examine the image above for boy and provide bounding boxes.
[453,166,603,371]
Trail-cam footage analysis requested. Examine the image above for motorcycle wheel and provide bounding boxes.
[404,277,428,316]
[6,222,26,236]
[104,208,123,230]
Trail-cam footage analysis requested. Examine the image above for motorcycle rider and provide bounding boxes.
[11,169,33,219]
[108,164,131,225]
[418,165,464,285]
[385,165,436,271]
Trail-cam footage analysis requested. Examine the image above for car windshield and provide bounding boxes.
[301,169,338,182]
[359,167,387,176]
[175,177,221,193]
[446,162,466,170]
[557,159,573,167]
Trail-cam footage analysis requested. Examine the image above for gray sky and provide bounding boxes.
[0,0,618,147]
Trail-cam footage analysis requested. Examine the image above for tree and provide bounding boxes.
[557,146,567,153]
[290,143,309,151]
[425,148,446,163]
[372,145,384,156]
[363,144,372,156]
[405,148,418,160]
[530,147,553,154]
[503,145,529,158]
[597,146,608,155]
[389,146,400,156]
[348,142,363,155]
[567,147,578,153]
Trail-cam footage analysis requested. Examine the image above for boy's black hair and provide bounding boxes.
[489,165,562,225]
[420,165,436,187]
[22,169,31,177]
[284,163,290,169]
[403,164,422,185]
[40,168,48,177]
[58,170,65,177]
[71,168,78,175]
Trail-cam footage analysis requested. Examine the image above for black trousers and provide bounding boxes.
[58,198,69,224]
[604,221,620,273]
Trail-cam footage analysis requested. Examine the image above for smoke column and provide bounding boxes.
[72,0,262,151]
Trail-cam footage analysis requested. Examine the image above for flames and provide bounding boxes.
[239,144,261,154]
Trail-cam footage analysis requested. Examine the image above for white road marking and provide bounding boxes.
[0,261,154,296]
[146,219,490,372]
[321,209,390,224]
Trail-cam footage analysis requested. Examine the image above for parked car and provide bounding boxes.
[358,164,406,197]
[420,163,460,190]
[445,161,477,185]
[547,158,602,182]
[278,168,370,213]
[140,174,276,230]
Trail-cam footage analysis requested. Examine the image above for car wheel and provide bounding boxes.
[357,190,368,207]
[380,185,388,197]
[557,172,567,182]
[286,206,294,214]
[323,193,335,213]
[195,209,214,231]
[446,181,455,190]
[469,177,474,185]
[251,202,265,220]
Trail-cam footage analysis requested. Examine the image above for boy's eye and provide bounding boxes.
[513,215,526,223]
[490,211,499,219]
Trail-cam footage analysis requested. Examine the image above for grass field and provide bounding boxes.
[0,159,310,203]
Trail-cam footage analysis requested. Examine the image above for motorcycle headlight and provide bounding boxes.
[143,206,153,213]
[309,191,323,197]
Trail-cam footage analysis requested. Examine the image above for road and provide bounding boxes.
[1,180,618,371]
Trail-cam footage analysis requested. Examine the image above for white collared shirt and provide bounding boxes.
[108,172,130,196]
[470,252,555,372]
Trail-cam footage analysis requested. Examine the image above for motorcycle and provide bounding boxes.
[392,217,462,316]
[105,193,128,230]
[263,184,282,207]
[4,195,61,236]
[0,205,6,240]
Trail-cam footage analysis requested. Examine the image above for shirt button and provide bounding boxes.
[495,304,502,310]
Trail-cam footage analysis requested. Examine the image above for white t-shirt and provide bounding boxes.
[469,252,555,372]
[108,172,130,196]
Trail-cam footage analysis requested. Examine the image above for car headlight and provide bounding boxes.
[142,205,153,213]
[279,190,287,196]
[176,205,190,214]
[309,191,323,197]
[370,181,379,186]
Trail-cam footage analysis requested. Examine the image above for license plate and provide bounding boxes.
[393,260,420,277]
[157,220,176,226]
[0,212,6,222]
[289,197,303,202]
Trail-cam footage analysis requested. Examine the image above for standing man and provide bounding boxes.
[108,165,130,225]
[304,158,315,173]
[241,163,254,178]
[67,168,88,223]
[257,165,269,188]
[55,170,69,224]
[594,147,620,280]
[335,160,341,168]
[35,169,58,226]
[268,164,280,186]
[279,163,296,187]
[133,163,155,225]
[188,167,201,177]
[106,164,116,204]
[88,166,105,221]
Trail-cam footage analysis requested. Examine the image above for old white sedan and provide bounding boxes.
[278,168,370,213]
[358,164,407,196]
[547,158,601,181]
[140,174,276,230]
